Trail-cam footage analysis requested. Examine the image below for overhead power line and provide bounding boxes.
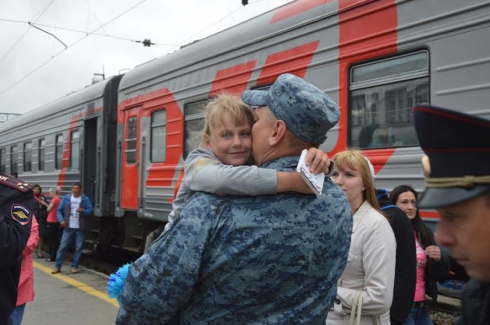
[0,0,151,98]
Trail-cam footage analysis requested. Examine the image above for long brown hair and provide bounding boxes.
[332,149,382,213]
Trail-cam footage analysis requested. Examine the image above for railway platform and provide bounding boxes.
[20,257,119,325]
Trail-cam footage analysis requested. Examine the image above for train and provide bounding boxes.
[1,0,489,259]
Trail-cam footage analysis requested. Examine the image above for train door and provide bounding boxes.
[83,117,98,205]
[121,107,140,209]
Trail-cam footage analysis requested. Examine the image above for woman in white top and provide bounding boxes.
[327,149,396,325]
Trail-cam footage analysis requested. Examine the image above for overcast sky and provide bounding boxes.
[0,0,291,115]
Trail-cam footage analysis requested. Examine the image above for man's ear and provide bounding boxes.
[268,120,287,146]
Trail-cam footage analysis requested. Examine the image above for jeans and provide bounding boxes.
[401,303,434,325]
[55,227,85,270]
[10,304,26,325]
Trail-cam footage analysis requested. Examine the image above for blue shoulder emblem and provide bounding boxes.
[11,204,32,225]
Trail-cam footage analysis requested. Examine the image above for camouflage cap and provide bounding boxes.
[242,73,340,144]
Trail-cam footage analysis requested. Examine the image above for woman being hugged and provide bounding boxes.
[327,149,396,325]
[390,185,450,325]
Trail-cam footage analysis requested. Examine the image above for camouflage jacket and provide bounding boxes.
[116,156,353,325]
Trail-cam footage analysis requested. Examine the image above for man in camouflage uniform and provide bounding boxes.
[116,74,353,325]
[0,173,34,325]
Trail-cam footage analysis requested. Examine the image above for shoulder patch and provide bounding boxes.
[11,204,32,225]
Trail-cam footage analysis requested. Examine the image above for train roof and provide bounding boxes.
[0,76,118,133]
[119,0,337,92]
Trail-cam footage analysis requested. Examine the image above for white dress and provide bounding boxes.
[326,200,396,325]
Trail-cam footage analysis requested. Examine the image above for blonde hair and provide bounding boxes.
[199,93,255,147]
[332,149,382,213]
[49,187,61,196]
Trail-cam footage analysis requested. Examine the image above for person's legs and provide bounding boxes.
[401,306,415,325]
[10,304,26,325]
[71,229,85,269]
[413,306,434,325]
[55,228,75,270]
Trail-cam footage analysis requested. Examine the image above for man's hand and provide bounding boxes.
[305,148,330,174]
[76,208,83,213]
[60,221,66,228]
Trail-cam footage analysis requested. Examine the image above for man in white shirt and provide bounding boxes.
[51,182,93,274]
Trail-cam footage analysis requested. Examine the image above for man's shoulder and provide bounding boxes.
[0,174,33,197]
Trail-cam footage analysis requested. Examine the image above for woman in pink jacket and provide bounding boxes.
[10,217,39,325]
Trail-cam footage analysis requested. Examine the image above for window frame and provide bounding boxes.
[347,50,430,149]
[150,110,167,163]
[55,134,64,170]
[125,116,138,164]
[10,145,18,174]
[38,139,46,172]
[0,148,5,173]
[23,142,32,172]
[70,130,80,170]
[183,99,211,159]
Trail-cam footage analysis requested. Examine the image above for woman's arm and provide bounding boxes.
[22,218,39,257]
[337,212,396,314]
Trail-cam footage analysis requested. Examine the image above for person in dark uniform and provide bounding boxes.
[0,173,34,325]
[412,105,490,325]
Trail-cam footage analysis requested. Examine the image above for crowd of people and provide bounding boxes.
[1,73,490,325]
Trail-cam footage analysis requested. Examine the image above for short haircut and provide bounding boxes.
[199,93,255,148]
[72,182,82,188]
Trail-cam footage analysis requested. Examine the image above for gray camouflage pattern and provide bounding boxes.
[116,156,352,325]
[242,73,340,144]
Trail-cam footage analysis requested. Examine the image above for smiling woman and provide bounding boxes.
[390,184,450,325]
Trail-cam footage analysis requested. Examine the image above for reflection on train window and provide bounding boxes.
[55,134,64,170]
[0,148,5,173]
[23,142,32,172]
[184,99,210,158]
[70,130,79,170]
[126,117,137,164]
[11,145,18,174]
[349,51,429,149]
[38,139,45,171]
[151,110,166,163]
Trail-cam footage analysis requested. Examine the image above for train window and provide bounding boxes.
[0,148,5,173]
[151,110,166,163]
[55,134,64,170]
[38,139,46,171]
[10,145,18,174]
[23,142,32,172]
[126,117,137,164]
[70,130,80,170]
[349,51,429,149]
[184,100,210,158]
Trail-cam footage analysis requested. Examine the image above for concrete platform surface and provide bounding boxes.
[21,257,119,325]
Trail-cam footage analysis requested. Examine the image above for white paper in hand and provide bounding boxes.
[296,149,325,197]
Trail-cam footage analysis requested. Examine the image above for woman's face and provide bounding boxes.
[331,166,365,208]
[33,187,41,195]
[396,191,417,220]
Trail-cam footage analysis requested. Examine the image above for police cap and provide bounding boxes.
[413,105,490,208]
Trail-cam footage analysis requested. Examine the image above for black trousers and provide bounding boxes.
[46,222,61,260]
